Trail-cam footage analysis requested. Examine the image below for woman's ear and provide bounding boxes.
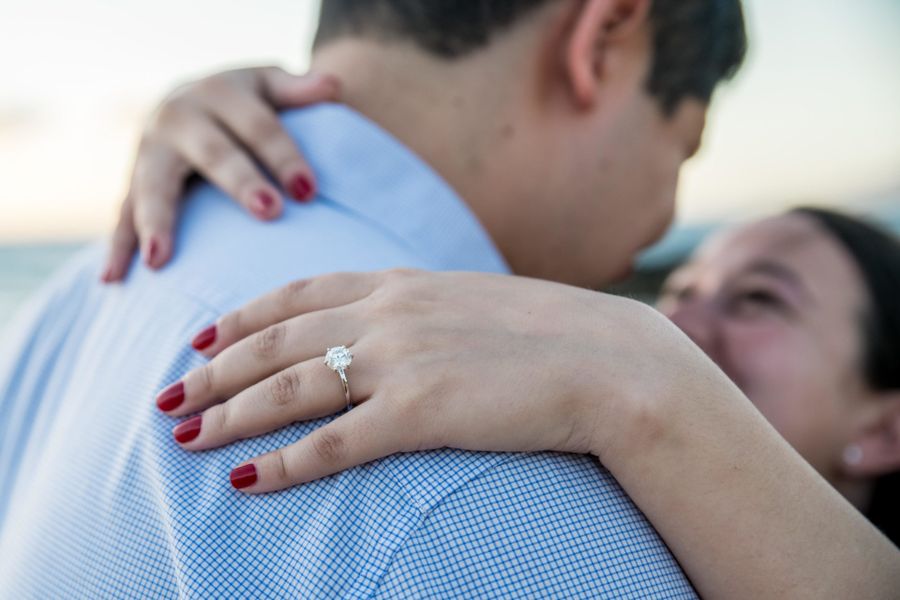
[564,0,651,108]
[843,392,900,478]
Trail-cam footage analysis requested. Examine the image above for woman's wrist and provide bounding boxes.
[574,298,731,467]
[562,296,663,462]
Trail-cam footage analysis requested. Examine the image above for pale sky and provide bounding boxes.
[1,0,898,241]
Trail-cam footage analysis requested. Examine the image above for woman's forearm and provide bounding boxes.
[161,268,899,596]
[593,339,900,599]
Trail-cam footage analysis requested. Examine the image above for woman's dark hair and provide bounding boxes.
[792,206,900,546]
[315,0,747,114]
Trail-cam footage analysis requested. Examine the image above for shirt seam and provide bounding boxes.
[365,453,524,598]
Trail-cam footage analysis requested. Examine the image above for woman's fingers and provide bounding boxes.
[201,90,315,202]
[173,348,377,451]
[258,68,341,108]
[171,109,285,221]
[101,197,139,282]
[230,397,410,493]
[200,71,340,202]
[102,145,187,280]
[130,145,192,269]
[101,66,340,283]
[159,305,362,416]
[191,271,384,357]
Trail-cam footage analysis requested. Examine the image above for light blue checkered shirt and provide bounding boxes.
[0,105,696,598]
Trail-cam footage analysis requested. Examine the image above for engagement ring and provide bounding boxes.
[325,346,353,411]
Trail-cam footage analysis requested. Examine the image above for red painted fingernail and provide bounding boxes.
[230,464,258,489]
[255,190,277,213]
[289,174,314,202]
[173,415,202,444]
[156,381,185,412]
[191,325,217,351]
[100,265,114,283]
[146,238,159,267]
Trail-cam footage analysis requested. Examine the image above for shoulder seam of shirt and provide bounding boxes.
[365,453,524,597]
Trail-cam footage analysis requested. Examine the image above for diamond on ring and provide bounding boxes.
[325,346,353,371]
[325,346,353,411]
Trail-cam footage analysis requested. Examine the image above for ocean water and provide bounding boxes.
[0,243,87,330]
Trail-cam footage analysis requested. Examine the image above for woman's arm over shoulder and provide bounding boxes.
[593,305,900,599]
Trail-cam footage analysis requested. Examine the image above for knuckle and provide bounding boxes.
[149,103,181,134]
[261,65,285,78]
[253,324,286,359]
[268,368,302,409]
[149,98,188,133]
[271,448,290,482]
[195,74,231,98]
[394,361,435,395]
[375,271,426,307]
[209,403,229,434]
[246,113,283,141]
[280,278,310,308]
[370,292,418,320]
[197,363,216,395]
[311,430,346,465]
[194,138,233,172]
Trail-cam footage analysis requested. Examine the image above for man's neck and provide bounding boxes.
[311,40,541,278]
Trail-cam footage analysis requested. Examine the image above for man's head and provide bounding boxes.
[312,0,746,287]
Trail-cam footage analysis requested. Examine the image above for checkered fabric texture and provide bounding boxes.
[0,106,696,598]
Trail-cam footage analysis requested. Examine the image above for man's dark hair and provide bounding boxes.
[792,207,900,548]
[314,0,747,114]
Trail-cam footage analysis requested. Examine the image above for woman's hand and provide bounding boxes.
[156,269,900,599]
[102,67,339,282]
[157,269,696,493]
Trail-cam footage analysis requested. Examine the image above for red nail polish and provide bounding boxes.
[146,238,159,267]
[230,464,258,489]
[191,325,217,351]
[174,415,202,444]
[289,174,314,202]
[156,381,185,412]
[255,190,276,212]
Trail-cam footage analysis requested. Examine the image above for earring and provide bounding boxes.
[843,444,864,467]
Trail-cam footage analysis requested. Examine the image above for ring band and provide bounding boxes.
[324,346,354,411]
[336,369,350,410]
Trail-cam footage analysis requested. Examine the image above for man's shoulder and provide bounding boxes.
[381,448,650,528]
[138,183,438,313]
[369,449,696,597]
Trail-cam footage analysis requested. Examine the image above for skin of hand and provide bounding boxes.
[157,268,900,600]
[101,67,340,282]
[159,269,654,481]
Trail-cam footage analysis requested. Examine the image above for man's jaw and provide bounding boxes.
[608,261,635,285]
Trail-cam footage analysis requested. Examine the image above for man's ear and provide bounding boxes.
[843,392,900,478]
[564,0,651,108]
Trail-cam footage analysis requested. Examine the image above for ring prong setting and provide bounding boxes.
[325,346,353,371]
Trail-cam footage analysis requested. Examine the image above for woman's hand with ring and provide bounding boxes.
[156,269,715,494]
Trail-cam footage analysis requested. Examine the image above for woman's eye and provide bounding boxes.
[729,289,785,316]
[741,290,780,305]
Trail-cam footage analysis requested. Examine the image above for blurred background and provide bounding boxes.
[1,0,899,325]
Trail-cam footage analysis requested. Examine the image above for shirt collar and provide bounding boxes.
[280,104,511,274]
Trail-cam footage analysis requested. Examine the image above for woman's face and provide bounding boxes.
[657,214,872,479]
